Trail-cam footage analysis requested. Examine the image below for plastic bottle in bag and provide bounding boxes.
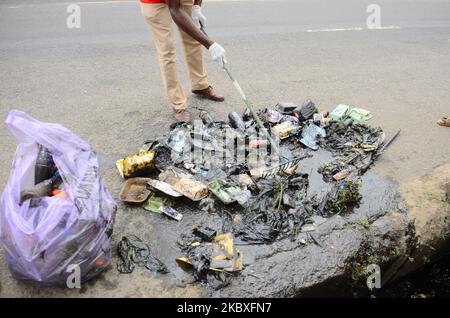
[20,172,63,204]
[199,111,215,127]
[35,144,54,184]
[228,112,245,131]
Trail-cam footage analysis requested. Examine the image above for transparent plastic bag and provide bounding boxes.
[0,110,116,287]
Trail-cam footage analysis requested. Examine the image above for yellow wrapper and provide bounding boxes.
[117,150,156,178]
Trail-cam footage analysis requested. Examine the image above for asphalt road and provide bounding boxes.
[0,0,449,297]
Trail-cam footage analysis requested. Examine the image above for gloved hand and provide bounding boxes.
[209,42,226,67]
[192,5,207,29]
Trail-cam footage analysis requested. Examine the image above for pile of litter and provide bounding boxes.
[115,101,398,289]
[176,225,242,291]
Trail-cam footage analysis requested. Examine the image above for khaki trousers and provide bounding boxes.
[140,0,209,111]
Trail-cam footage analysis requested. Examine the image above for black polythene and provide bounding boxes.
[117,235,169,274]
[293,100,318,121]
[178,228,234,291]
[318,123,385,180]
[193,225,217,242]
[231,173,310,244]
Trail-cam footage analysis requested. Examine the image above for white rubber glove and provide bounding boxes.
[192,5,207,29]
[209,42,226,67]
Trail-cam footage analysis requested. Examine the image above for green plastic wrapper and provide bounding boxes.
[143,194,173,213]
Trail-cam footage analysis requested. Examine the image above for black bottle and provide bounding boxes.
[228,112,246,131]
[35,144,54,185]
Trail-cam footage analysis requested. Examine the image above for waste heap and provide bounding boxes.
[116,101,393,290]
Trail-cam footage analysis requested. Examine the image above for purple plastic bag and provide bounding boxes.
[264,109,299,124]
[0,110,116,287]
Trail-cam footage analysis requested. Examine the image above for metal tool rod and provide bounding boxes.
[379,129,401,153]
[200,23,279,154]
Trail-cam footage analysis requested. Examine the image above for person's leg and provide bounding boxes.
[177,0,224,101]
[177,0,209,91]
[140,3,187,112]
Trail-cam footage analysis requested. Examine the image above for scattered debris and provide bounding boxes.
[313,113,328,127]
[208,180,242,204]
[237,174,258,190]
[192,224,217,242]
[347,107,373,123]
[329,104,372,123]
[165,124,191,163]
[321,122,385,177]
[293,100,317,121]
[177,228,242,290]
[378,129,401,154]
[147,179,183,197]
[272,121,299,139]
[233,189,252,207]
[301,224,316,232]
[199,196,216,212]
[143,193,174,213]
[117,150,156,178]
[119,177,152,204]
[249,138,267,148]
[159,169,208,201]
[160,206,183,221]
[276,102,298,115]
[117,235,169,274]
[258,156,305,178]
[300,123,326,150]
[228,111,246,130]
[111,99,393,291]
[333,169,351,181]
[329,104,350,121]
[199,110,215,127]
[264,109,299,124]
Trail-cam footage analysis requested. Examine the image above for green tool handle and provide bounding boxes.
[200,23,279,154]
[221,61,279,153]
